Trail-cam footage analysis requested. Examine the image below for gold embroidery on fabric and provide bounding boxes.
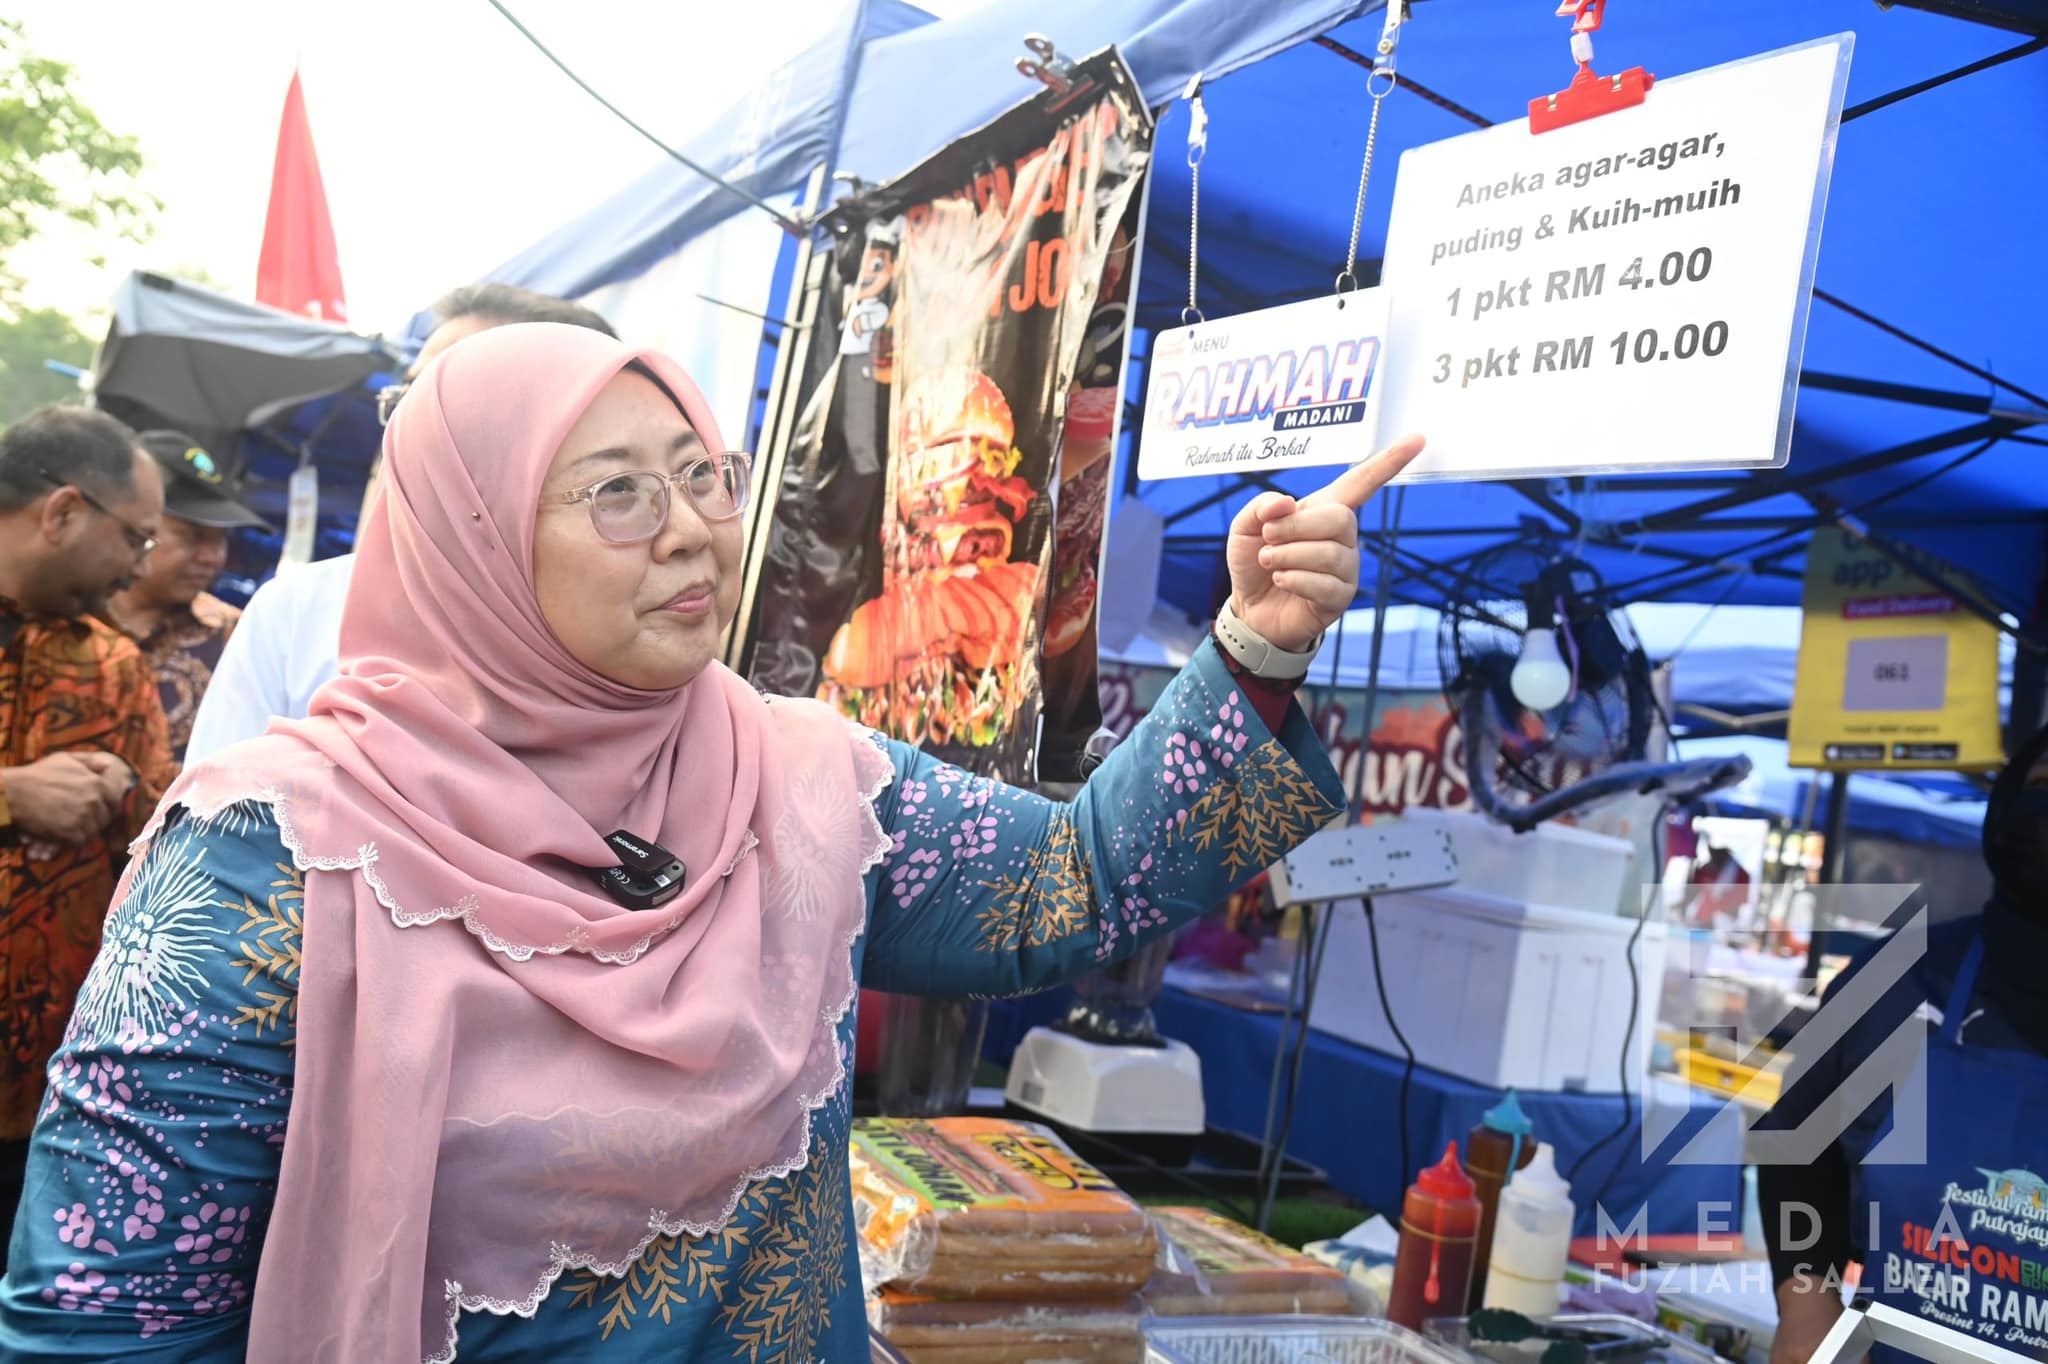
[562,1129,850,1358]
[974,811,1094,953]
[228,863,305,1045]
[1170,738,1334,878]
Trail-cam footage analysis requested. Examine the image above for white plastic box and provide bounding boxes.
[1306,883,1667,1093]
[1392,807,1638,917]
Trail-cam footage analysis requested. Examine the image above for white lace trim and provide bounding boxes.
[148,727,898,1364]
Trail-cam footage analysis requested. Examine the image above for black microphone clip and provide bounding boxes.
[593,830,687,911]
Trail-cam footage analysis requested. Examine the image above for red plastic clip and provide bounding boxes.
[1528,0,1655,135]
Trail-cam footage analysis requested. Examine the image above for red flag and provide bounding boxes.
[256,71,347,322]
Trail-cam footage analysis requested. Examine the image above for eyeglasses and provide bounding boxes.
[554,454,754,544]
[39,471,157,557]
[376,381,410,426]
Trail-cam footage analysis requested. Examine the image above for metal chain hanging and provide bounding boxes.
[1183,73,1208,327]
[1337,3,1408,296]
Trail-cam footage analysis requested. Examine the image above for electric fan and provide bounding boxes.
[1437,549,1751,833]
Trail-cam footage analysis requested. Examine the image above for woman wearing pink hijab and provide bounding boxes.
[0,323,1421,1361]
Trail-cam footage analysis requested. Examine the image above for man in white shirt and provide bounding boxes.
[184,285,615,764]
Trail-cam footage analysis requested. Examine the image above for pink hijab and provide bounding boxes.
[136,323,888,1362]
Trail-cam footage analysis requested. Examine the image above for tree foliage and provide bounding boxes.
[0,17,156,302]
[0,17,159,423]
[0,304,92,422]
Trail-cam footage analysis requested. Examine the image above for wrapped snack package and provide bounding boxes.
[869,1290,1145,1364]
[850,1118,1156,1299]
[1302,1238,1394,1318]
[1144,1207,1356,1317]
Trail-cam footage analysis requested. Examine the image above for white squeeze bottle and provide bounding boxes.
[1481,1142,1574,1317]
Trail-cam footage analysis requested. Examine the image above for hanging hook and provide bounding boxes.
[1370,0,1408,97]
[1017,34,1076,96]
[1530,0,1654,134]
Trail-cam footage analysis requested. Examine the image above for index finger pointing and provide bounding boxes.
[1300,434,1427,513]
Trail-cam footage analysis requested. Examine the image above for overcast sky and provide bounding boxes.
[11,0,979,337]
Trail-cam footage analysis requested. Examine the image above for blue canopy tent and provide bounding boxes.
[812,0,2048,632]
[407,0,936,449]
[460,0,2046,687]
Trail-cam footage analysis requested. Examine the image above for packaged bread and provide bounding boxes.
[849,1118,1155,1298]
[869,1289,1144,1364]
[1144,1206,1356,1317]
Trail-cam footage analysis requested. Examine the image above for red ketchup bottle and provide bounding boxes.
[1387,1142,1482,1331]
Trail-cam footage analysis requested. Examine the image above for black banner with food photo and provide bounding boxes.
[747,50,1152,783]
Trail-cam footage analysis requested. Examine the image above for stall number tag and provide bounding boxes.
[280,465,319,569]
[1138,290,1390,481]
[1841,635,1947,713]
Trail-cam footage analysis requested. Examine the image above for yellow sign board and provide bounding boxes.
[1788,529,2003,770]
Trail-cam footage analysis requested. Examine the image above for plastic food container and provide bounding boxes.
[850,1117,1156,1298]
[1425,1313,1723,1364]
[1143,1315,1468,1364]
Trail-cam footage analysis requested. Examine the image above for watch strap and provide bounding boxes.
[1214,598,1322,680]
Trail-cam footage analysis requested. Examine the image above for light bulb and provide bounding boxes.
[1510,627,1571,711]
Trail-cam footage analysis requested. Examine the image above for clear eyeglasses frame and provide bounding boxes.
[552,453,754,543]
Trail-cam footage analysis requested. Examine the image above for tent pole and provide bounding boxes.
[1614,417,2022,537]
[725,166,831,675]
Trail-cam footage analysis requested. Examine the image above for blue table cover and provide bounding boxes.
[985,986,1745,1239]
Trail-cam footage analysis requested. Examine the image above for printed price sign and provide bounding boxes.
[1138,290,1389,480]
[1375,34,1852,482]
[1788,529,2004,771]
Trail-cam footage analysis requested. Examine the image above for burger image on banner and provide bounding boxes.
[820,368,1043,749]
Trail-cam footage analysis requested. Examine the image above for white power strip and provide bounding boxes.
[1275,818,1460,905]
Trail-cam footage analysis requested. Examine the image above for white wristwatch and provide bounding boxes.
[1214,598,1323,681]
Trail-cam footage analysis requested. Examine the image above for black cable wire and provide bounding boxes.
[481,0,807,236]
[1364,895,1417,1192]
[1565,894,1649,1208]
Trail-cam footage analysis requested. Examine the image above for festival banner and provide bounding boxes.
[746,53,1152,783]
[1038,197,1142,781]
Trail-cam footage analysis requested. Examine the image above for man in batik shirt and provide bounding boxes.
[0,407,174,1245]
[108,432,270,763]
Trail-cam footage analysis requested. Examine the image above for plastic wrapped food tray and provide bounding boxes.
[850,1117,1156,1298]
[1143,1315,1469,1364]
[1144,1207,1355,1317]
[1425,1313,1723,1364]
[873,1291,1146,1364]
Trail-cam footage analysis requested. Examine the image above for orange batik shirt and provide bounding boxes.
[0,602,173,1139]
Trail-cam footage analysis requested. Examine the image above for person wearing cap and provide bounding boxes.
[182,283,616,765]
[107,432,271,763]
